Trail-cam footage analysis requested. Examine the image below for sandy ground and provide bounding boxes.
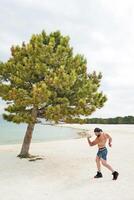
[0,125,134,200]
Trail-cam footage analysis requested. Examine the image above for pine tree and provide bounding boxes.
[0,31,107,158]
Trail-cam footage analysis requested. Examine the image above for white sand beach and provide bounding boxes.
[0,125,134,200]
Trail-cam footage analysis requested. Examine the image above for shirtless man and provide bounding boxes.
[87,127,119,180]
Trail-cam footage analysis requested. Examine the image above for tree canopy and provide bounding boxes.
[0,31,107,124]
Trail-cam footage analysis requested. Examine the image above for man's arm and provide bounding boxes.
[87,137,98,146]
[106,133,112,147]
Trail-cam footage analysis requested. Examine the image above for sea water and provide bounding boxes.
[0,117,79,145]
[1,116,134,145]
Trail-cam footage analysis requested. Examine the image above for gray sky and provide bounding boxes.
[0,0,134,117]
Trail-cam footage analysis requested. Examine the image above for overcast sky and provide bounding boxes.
[0,0,134,117]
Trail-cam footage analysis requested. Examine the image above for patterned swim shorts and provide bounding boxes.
[97,147,108,160]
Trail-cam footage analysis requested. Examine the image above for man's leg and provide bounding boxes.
[94,156,103,178]
[96,156,101,172]
[101,159,119,180]
[101,159,114,173]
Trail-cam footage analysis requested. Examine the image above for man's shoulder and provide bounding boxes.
[103,132,111,138]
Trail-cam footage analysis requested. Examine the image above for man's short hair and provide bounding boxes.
[94,128,102,133]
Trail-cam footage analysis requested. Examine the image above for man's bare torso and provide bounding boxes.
[96,133,108,148]
[87,131,112,148]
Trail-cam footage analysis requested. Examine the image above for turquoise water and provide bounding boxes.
[1,115,134,145]
[0,118,79,145]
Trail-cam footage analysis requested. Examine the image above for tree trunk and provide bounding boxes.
[17,108,37,158]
